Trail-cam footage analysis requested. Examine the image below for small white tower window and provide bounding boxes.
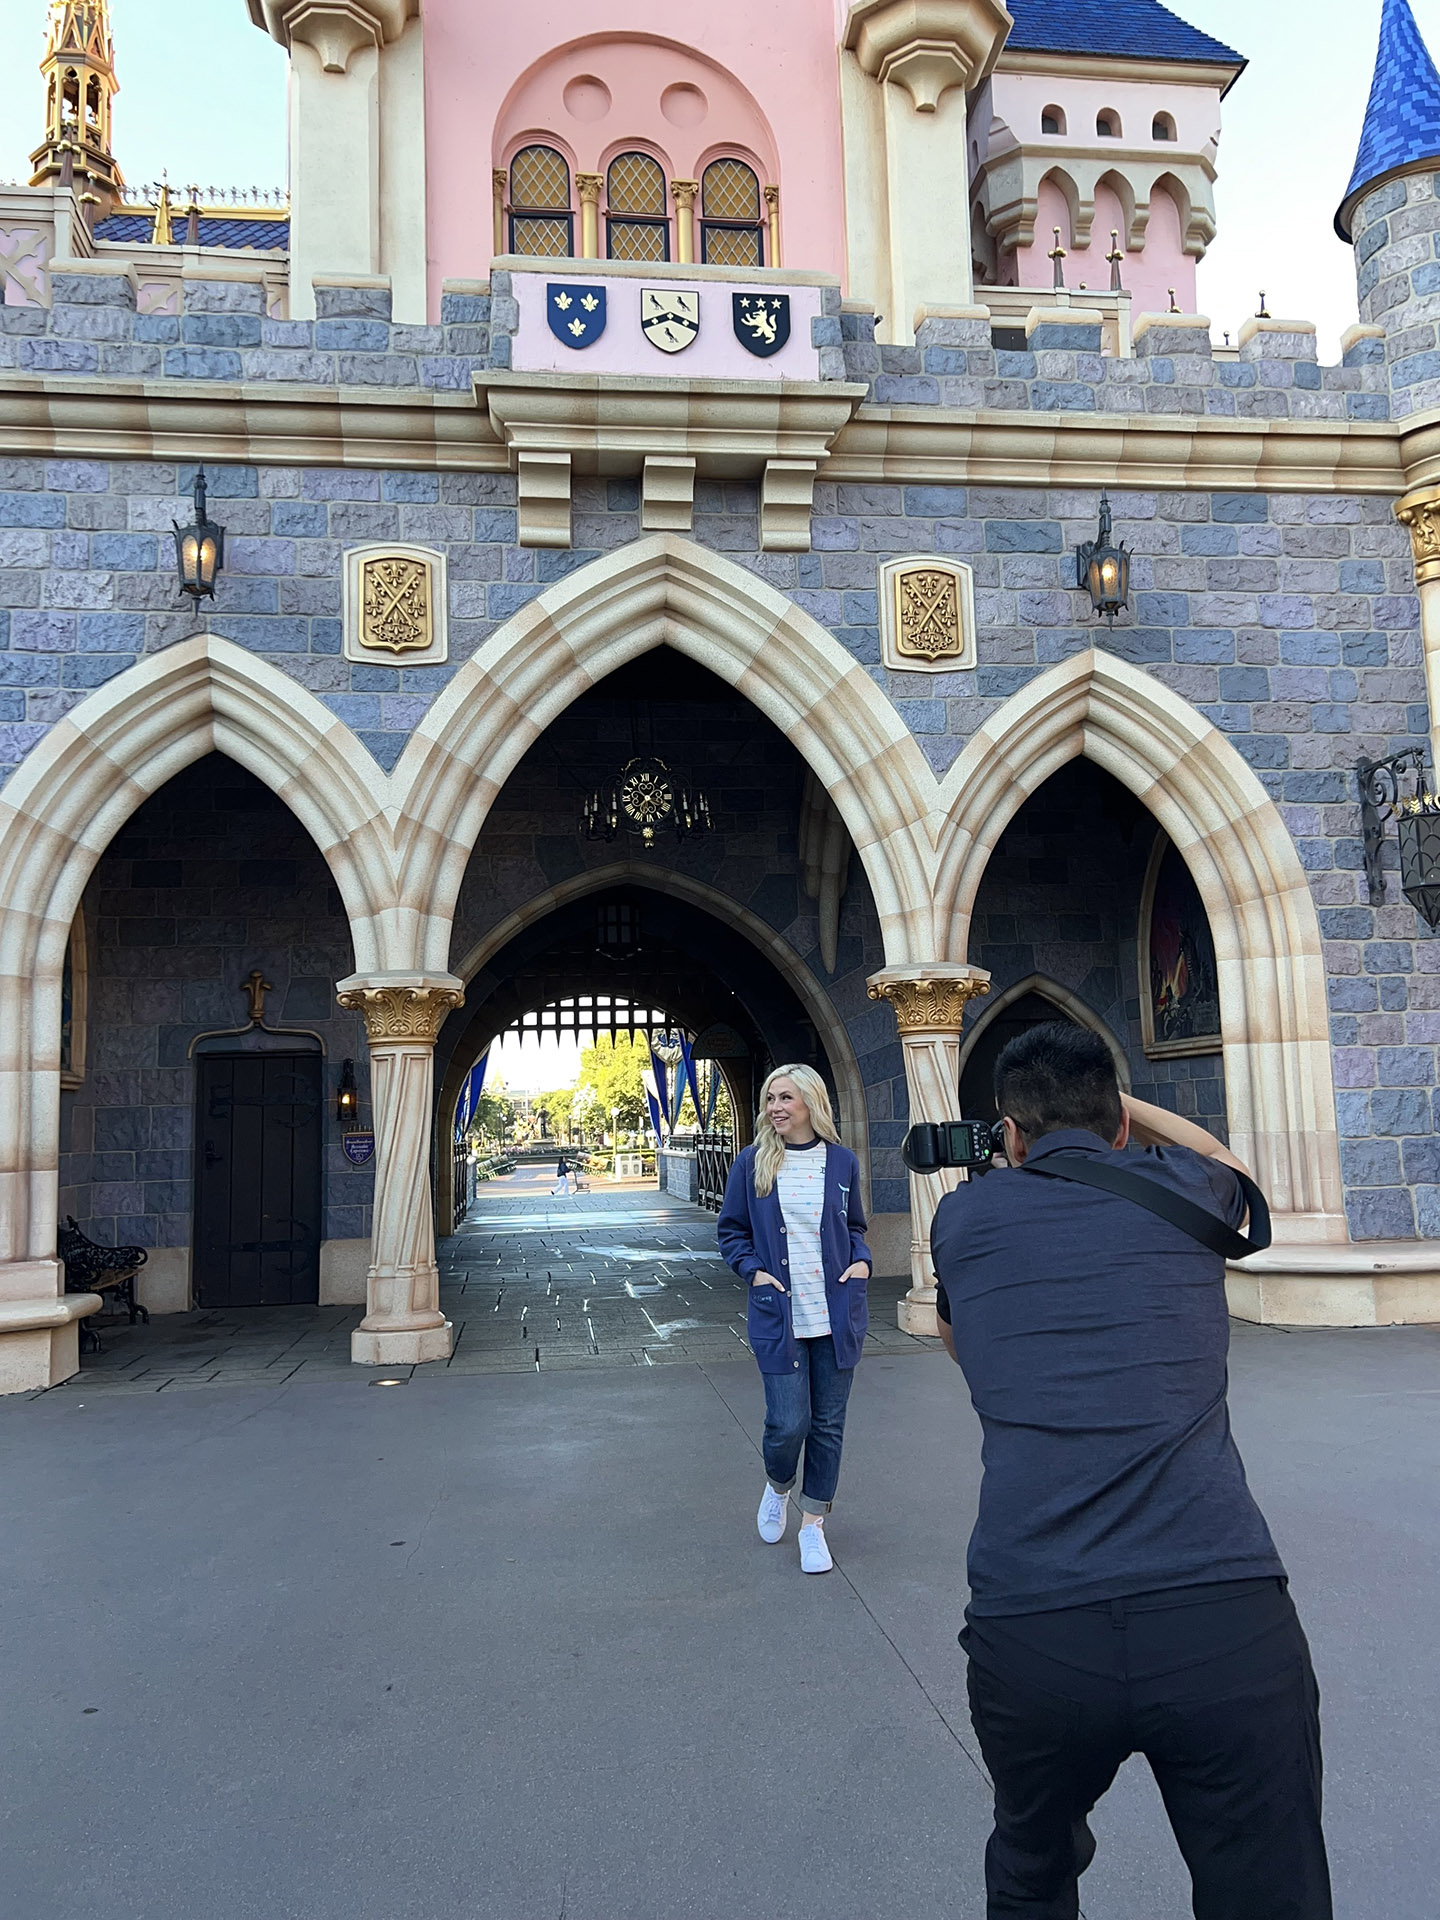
[1152,112,1177,141]
[1096,110,1121,138]
[1041,105,1066,136]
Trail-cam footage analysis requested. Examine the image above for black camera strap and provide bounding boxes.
[1023,1153,1272,1260]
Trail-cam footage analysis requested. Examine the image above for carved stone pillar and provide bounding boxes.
[868,963,990,1336]
[764,184,781,267]
[1397,485,1440,776]
[336,974,463,1366]
[670,179,698,265]
[493,167,507,257]
[577,173,604,260]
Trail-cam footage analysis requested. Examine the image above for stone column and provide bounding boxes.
[1396,486,1440,776]
[492,167,507,257]
[841,0,1010,342]
[336,974,463,1366]
[577,174,604,260]
[868,964,991,1336]
[670,179,698,264]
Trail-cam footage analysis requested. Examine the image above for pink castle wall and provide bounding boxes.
[421,0,847,318]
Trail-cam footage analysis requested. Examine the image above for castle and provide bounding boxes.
[2,0,1440,1392]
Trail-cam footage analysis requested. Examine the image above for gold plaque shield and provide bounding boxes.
[894,566,963,661]
[360,555,432,655]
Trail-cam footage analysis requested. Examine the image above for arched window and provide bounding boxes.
[1096,110,1120,138]
[508,145,574,257]
[1152,112,1176,141]
[1041,105,1065,136]
[606,151,669,261]
[700,159,765,267]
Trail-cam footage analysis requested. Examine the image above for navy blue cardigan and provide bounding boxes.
[717,1142,872,1373]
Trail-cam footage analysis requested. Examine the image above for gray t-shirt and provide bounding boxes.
[932,1128,1285,1617]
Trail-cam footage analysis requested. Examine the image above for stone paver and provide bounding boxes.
[43,1171,927,1396]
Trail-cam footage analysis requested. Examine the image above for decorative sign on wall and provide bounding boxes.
[342,1130,376,1167]
[342,544,448,666]
[511,272,824,380]
[640,288,699,353]
[877,555,977,672]
[1139,830,1223,1058]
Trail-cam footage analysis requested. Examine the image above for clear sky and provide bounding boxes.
[0,1,1416,354]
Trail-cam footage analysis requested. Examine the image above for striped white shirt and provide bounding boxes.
[776,1142,830,1338]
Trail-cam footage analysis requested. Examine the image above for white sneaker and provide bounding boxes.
[798,1518,833,1574]
[756,1484,790,1543]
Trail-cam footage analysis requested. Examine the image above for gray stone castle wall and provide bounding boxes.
[1352,170,1440,418]
[3,446,1433,1240]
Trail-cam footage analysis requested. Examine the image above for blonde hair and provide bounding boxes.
[753,1063,840,1196]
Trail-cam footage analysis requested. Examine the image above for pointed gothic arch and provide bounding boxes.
[955,973,1132,1093]
[932,650,1344,1238]
[0,636,396,1276]
[391,534,939,970]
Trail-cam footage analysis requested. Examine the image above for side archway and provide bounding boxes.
[0,637,398,1276]
[392,534,941,969]
[933,651,1344,1239]
[955,972,1133,1094]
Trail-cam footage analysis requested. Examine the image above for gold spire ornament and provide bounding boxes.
[30,1,123,205]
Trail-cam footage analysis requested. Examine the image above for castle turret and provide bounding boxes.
[29,0,123,211]
[1337,0,1440,418]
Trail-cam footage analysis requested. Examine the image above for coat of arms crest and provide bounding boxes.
[640,288,700,354]
[547,283,607,348]
[732,292,791,358]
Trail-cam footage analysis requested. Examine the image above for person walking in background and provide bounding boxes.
[551,1153,572,1197]
[717,1065,871,1574]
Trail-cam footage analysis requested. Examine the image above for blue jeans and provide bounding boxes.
[761,1336,855,1513]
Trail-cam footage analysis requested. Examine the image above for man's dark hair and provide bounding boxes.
[994,1021,1123,1143]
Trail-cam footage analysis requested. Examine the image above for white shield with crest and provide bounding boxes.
[641,289,700,354]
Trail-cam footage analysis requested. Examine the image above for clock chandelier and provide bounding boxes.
[582,755,712,850]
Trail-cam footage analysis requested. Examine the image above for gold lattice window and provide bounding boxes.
[700,158,764,266]
[607,152,666,215]
[606,151,669,261]
[509,144,574,256]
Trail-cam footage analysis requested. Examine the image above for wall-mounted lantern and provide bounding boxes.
[173,465,225,601]
[1360,749,1440,929]
[1076,491,1130,626]
[337,1057,359,1125]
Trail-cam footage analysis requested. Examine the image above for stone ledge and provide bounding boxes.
[1227,1240,1440,1326]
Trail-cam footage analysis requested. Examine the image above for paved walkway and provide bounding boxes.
[46,1172,925,1395]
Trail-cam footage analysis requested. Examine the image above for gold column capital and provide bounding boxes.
[1397,486,1440,584]
[670,179,698,207]
[867,967,990,1032]
[670,179,698,265]
[576,172,604,204]
[337,978,464,1043]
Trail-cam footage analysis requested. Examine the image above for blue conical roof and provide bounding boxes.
[1337,0,1440,240]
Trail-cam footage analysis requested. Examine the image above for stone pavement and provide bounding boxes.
[46,1170,925,1395]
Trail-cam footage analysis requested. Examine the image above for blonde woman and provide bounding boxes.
[717,1066,871,1574]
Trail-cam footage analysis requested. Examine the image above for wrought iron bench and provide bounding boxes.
[58,1217,149,1351]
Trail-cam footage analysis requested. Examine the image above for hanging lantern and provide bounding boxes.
[336,1057,359,1125]
[1398,793,1440,929]
[1076,490,1130,625]
[172,465,225,601]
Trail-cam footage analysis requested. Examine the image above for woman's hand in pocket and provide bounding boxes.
[836,1262,870,1286]
[751,1271,787,1293]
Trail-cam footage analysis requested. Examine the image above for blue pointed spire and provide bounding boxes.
[1337,0,1440,240]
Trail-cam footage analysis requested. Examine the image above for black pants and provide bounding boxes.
[961,1579,1332,1920]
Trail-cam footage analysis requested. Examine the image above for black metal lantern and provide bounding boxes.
[337,1057,359,1124]
[1076,491,1130,625]
[1359,749,1440,929]
[173,465,225,601]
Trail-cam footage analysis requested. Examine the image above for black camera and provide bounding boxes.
[901,1120,1008,1175]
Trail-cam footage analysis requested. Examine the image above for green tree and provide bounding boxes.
[471,1080,515,1146]
[575,1032,649,1134]
[534,1087,577,1141]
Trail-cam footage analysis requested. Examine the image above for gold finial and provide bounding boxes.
[152,173,172,246]
[1106,228,1124,293]
[1167,287,1179,314]
[242,970,274,1025]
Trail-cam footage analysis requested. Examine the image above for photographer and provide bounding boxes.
[929,1022,1331,1920]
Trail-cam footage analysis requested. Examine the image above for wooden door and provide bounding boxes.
[194,1053,322,1307]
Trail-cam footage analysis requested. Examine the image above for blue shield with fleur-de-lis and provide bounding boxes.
[547,283,607,348]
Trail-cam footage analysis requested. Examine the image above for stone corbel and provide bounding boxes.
[248,0,416,72]
[844,0,1013,110]
[641,455,696,532]
[761,460,819,552]
[517,450,572,549]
